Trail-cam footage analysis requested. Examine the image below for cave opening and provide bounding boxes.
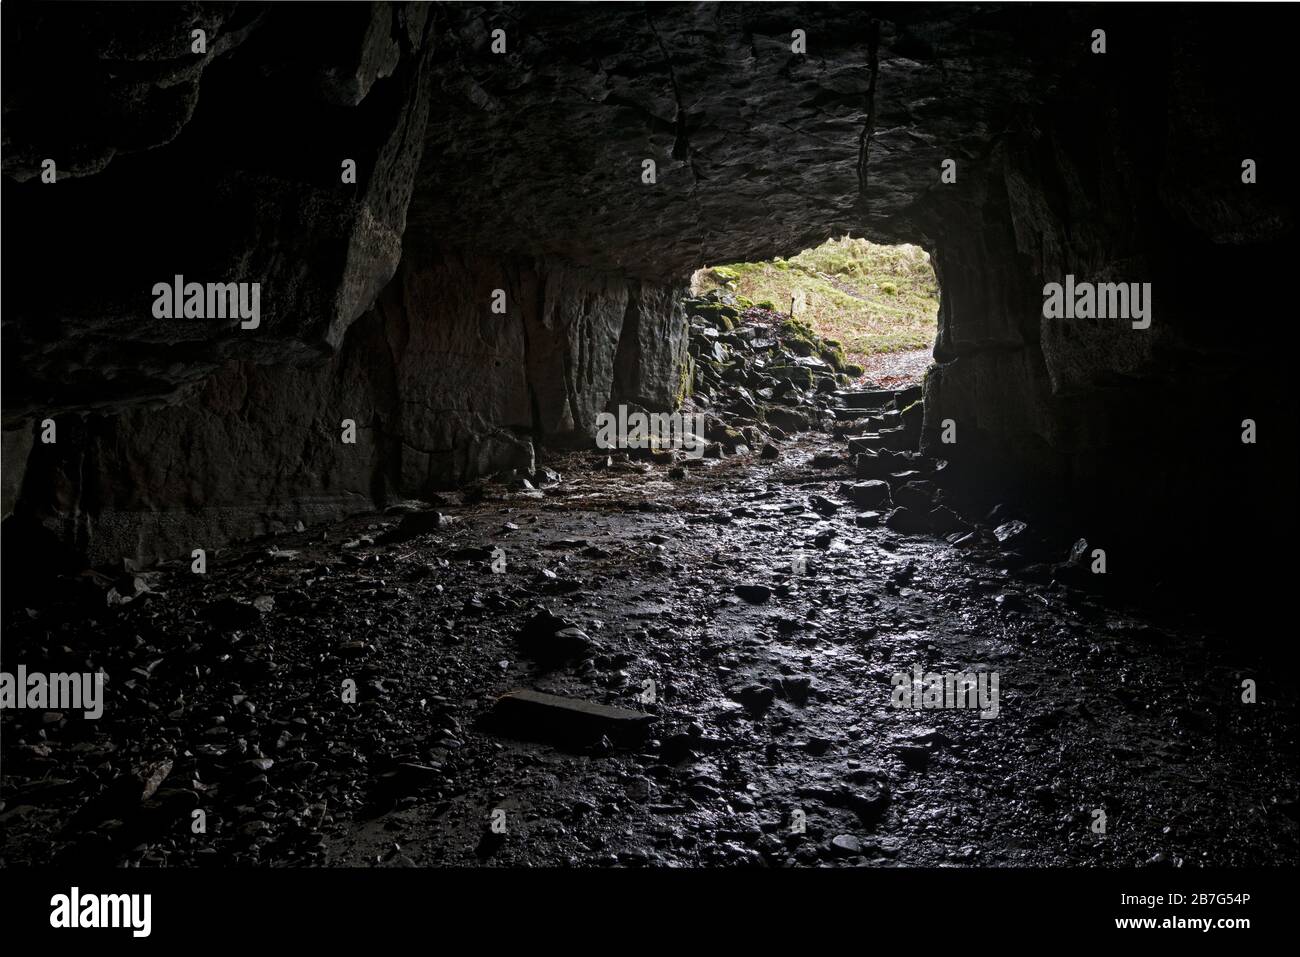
[668,236,940,488]
[692,236,939,390]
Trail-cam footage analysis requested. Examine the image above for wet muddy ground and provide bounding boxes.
[2,436,1297,869]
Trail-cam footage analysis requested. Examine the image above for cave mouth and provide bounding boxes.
[690,236,939,391]
[675,236,937,466]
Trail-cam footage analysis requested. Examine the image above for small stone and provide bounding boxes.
[518,610,595,662]
[734,584,772,604]
[829,834,862,857]
[808,494,839,516]
[842,480,891,508]
[994,519,1028,544]
[734,684,776,716]
[885,507,930,534]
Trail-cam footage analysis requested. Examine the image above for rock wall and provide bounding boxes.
[2,1,436,422]
[914,24,1298,553]
[3,2,1297,568]
[7,249,686,566]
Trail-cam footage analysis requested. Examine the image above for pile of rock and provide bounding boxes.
[838,404,1105,587]
[682,290,881,456]
[679,288,1011,547]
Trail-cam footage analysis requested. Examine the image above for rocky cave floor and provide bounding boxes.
[2,434,1298,869]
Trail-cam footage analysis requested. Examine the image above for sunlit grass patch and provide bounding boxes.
[692,237,939,361]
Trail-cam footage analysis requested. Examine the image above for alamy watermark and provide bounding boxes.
[595,405,705,458]
[1042,274,1151,329]
[0,666,105,719]
[152,275,261,329]
[891,664,999,719]
[50,887,150,937]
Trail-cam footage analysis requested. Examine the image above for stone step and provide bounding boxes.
[832,407,873,421]
[847,435,880,455]
[856,449,927,479]
[484,689,655,746]
[874,427,916,451]
[836,389,895,410]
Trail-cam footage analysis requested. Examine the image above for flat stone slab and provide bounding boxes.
[832,407,872,421]
[484,689,655,746]
[875,427,916,451]
[837,390,895,409]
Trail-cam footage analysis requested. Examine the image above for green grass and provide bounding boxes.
[693,237,939,360]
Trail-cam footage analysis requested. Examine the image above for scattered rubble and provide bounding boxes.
[0,292,1293,870]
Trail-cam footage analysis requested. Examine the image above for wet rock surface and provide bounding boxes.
[3,433,1295,868]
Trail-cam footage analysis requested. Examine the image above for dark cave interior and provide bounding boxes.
[0,2,1297,872]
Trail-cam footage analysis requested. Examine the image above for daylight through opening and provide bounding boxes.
[690,237,939,392]
[676,237,939,460]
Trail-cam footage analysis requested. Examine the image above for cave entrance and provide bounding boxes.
[682,236,938,453]
[691,236,939,390]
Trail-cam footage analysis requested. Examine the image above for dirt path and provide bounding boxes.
[854,347,934,389]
